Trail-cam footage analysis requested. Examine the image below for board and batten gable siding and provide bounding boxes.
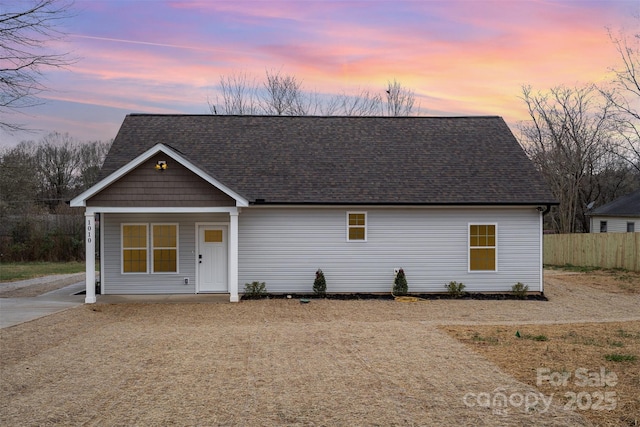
[102,213,229,294]
[87,153,235,207]
[238,207,543,293]
[590,216,638,233]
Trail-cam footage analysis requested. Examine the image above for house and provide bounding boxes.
[587,189,640,233]
[71,115,557,303]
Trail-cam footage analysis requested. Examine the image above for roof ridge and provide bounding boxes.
[126,113,503,119]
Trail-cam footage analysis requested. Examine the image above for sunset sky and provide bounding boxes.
[1,0,638,147]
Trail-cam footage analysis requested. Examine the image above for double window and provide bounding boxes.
[469,224,497,271]
[122,223,178,273]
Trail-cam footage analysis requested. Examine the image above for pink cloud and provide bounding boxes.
[5,0,631,147]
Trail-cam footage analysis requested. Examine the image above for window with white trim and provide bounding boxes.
[121,223,179,274]
[628,222,635,233]
[469,224,497,271]
[347,212,367,241]
[122,224,148,273]
[152,224,178,273]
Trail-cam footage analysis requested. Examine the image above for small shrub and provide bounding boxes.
[604,354,637,362]
[393,269,408,296]
[244,281,267,298]
[445,281,466,298]
[313,269,326,296]
[511,282,529,299]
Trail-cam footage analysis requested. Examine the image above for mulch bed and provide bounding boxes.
[243,292,548,301]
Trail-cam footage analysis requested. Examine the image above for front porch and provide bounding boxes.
[82,208,241,304]
[69,143,250,304]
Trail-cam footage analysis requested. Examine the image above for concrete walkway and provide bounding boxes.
[0,275,229,328]
[0,280,86,329]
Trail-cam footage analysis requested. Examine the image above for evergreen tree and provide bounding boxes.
[313,269,326,296]
[393,269,408,296]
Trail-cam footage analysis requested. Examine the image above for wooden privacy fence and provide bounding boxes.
[544,233,640,271]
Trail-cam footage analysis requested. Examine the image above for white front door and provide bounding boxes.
[198,225,228,293]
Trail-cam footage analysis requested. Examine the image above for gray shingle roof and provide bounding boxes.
[588,190,640,217]
[99,114,557,205]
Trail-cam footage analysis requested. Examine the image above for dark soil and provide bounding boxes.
[242,292,548,301]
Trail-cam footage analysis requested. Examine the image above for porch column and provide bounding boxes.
[84,212,96,303]
[229,210,239,302]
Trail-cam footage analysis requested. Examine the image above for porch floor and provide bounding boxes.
[96,294,230,304]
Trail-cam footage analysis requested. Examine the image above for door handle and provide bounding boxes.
[198,254,202,264]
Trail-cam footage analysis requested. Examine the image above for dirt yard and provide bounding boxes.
[1,269,638,426]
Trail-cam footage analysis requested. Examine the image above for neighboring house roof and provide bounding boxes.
[94,114,557,206]
[588,189,640,217]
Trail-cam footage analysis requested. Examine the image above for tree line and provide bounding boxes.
[0,133,112,261]
[208,69,419,117]
[519,29,639,233]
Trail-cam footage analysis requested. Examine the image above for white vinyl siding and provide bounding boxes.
[102,207,543,295]
[590,216,639,233]
[238,207,543,294]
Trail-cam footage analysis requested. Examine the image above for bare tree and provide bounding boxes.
[260,68,309,115]
[329,89,382,116]
[0,135,110,215]
[208,71,259,115]
[519,84,617,233]
[207,69,420,118]
[0,142,39,215]
[0,0,75,132]
[35,132,83,212]
[77,139,112,191]
[385,79,417,116]
[600,28,640,173]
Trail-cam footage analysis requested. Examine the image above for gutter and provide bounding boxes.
[250,200,561,207]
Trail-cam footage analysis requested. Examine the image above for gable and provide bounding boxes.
[86,153,235,208]
[71,143,248,208]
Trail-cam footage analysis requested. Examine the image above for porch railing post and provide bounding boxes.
[85,212,96,303]
[229,210,239,302]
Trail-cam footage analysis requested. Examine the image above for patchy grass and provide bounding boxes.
[443,321,640,427]
[524,333,549,342]
[0,262,86,282]
[604,354,637,362]
[545,264,603,273]
[470,332,499,345]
